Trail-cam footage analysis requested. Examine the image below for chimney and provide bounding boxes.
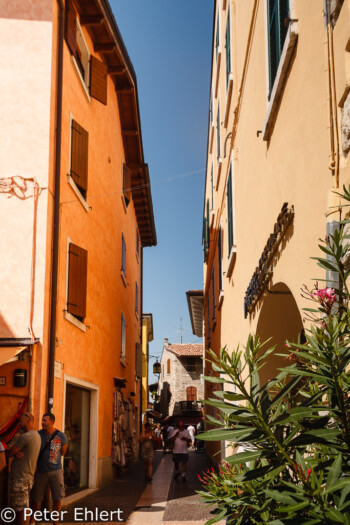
[164,337,169,346]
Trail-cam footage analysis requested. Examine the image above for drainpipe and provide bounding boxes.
[47,0,64,411]
[324,0,341,288]
[140,245,143,433]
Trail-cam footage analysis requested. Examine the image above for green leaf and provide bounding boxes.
[275,406,320,425]
[198,428,256,442]
[325,509,344,523]
[324,477,350,494]
[225,450,262,465]
[264,489,297,505]
[275,500,309,513]
[202,375,226,384]
[326,454,342,491]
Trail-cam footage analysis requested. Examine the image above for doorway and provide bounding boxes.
[64,384,90,495]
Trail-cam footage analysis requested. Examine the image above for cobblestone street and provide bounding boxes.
[62,450,225,525]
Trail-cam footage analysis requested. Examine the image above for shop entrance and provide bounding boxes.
[256,282,304,385]
[64,384,90,494]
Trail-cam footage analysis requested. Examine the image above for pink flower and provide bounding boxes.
[312,287,336,306]
[306,468,312,481]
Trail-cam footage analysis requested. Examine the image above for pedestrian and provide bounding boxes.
[187,423,195,449]
[154,423,162,449]
[138,422,157,482]
[30,413,67,524]
[6,412,41,525]
[0,441,5,472]
[165,423,174,453]
[171,420,191,482]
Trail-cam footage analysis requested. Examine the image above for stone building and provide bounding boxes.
[157,339,204,421]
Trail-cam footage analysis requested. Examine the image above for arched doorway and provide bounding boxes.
[256,282,304,385]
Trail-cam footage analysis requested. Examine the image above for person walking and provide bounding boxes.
[6,413,41,525]
[154,423,162,449]
[165,423,174,453]
[138,422,157,482]
[30,413,67,524]
[187,423,195,449]
[171,421,191,482]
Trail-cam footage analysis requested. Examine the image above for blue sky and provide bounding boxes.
[110,1,214,378]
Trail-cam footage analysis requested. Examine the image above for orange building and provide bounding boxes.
[0,0,156,490]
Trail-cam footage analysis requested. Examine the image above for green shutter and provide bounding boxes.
[215,14,220,61]
[268,0,289,96]
[217,103,220,159]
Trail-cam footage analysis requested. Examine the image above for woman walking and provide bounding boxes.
[138,422,156,482]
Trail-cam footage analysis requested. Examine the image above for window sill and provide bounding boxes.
[226,246,237,279]
[64,311,86,333]
[224,73,234,128]
[120,357,126,367]
[67,175,89,212]
[218,290,224,310]
[121,270,127,287]
[71,55,91,103]
[215,49,222,97]
[262,22,298,141]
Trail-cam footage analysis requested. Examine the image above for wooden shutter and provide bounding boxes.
[65,0,76,56]
[123,164,131,205]
[167,359,170,375]
[121,234,126,276]
[187,386,197,402]
[71,120,88,194]
[90,55,107,105]
[67,243,88,319]
[135,343,142,378]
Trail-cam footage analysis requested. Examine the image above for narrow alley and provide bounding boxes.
[62,450,224,525]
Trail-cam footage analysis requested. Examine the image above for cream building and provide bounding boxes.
[203,0,350,458]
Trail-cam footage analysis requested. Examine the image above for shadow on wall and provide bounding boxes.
[256,282,304,385]
[159,381,171,417]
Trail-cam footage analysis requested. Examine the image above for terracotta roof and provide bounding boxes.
[165,343,203,357]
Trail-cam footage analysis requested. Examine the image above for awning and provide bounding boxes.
[0,338,39,367]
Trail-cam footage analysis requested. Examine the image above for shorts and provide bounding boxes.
[172,453,189,463]
[9,477,33,511]
[31,469,65,502]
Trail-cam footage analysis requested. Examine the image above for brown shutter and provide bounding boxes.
[186,386,197,402]
[71,120,88,194]
[123,164,131,205]
[90,55,107,105]
[65,0,76,55]
[167,359,170,375]
[67,243,88,319]
[135,343,142,378]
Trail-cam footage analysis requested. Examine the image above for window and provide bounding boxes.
[167,359,170,375]
[187,386,197,402]
[217,102,221,160]
[135,282,139,315]
[210,164,214,210]
[65,0,107,104]
[70,119,88,200]
[218,227,223,292]
[123,163,131,208]
[203,199,210,262]
[207,293,210,338]
[267,0,289,97]
[184,357,199,373]
[227,165,234,253]
[212,266,216,319]
[121,313,126,361]
[121,234,126,281]
[67,243,88,322]
[225,7,231,90]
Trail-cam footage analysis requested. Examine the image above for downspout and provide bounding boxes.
[324,0,341,288]
[47,0,64,411]
[140,245,144,433]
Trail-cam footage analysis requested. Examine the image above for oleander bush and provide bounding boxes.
[199,187,350,525]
